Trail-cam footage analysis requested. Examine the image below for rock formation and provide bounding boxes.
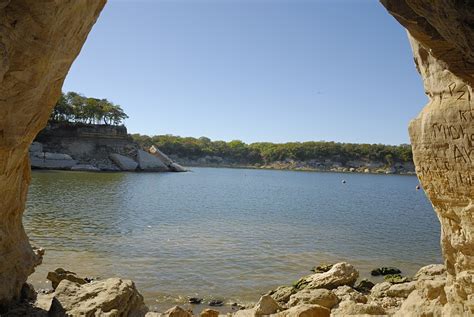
[30,124,187,172]
[110,153,139,171]
[150,145,187,172]
[292,262,359,290]
[0,0,106,310]
[381,0,474,314]
[34,123,137,171]
[49,278,148,317]
[6,262,451,316]
[46,268,88,290]
[137,149,169,171]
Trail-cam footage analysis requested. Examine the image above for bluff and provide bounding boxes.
[29,123,186,172]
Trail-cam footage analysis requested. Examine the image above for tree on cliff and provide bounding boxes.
[49,92,128,126]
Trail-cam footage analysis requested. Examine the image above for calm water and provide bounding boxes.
[25,168,441,310]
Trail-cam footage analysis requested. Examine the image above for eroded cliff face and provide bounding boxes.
[0,0,106,310]
[382,0,474,314]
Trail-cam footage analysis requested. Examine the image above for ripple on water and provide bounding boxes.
[25,168,441,309]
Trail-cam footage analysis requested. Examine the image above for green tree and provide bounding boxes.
[48,91,128,126]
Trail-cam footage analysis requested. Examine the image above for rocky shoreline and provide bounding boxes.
[169,157,415,175]
[174,162,415,176]
[6,261,446,316]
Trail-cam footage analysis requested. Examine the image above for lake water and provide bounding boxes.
[25,168,441,311]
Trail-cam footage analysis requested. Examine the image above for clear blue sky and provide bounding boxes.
[63,0,427,145]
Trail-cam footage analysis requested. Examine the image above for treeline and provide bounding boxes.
[131,134,413,165]
[49,91,128,125]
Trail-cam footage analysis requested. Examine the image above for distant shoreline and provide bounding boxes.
[32,163,417,176]
[172,162,416,176]
[203,165,416,175]
[30,123,416,175]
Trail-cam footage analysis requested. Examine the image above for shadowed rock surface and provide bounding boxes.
[46,268,88,290]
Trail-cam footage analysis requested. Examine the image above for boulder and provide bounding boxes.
[413,264,446,281]
[43,152,73,160]
[332,286,367,304]
[137,149,169,172]
[148,146,187,172]
[233,309,256,317]
[331,301,386,316]
[46,268,88,290]
[369,282,391,298]
[200,308,219,317]
[267,285,297,304]
[299,262,359,290]
[49,278,147,317]
[386,281,417,298]
[36,292,55,312]
[30,152,78,170]
[208,299,224,307]
[233,296,282,317]
[164,306,192,317]
[71,164,100,172]
[276,304,330,317]
[30,157,78,169]
[393,286,446,317]
[188,297,203,304]
[149,146,174,166]
[373,296,404,315]
[254,295,281,315]
[109,153,138,171]
[169,162,187,172]
[354,279,375,293]
[288,289,338,309]
[370,267,401,276]
[418,279,446,301]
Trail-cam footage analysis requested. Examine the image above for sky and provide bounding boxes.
[63,0,428,145]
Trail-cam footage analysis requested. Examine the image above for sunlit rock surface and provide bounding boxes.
[382,0,474,314]
[0,0,106,309]
[49,278,148,317]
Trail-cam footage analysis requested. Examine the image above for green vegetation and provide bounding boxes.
[131,134,413,166]
[47,92,412,166]
[49,91,128,125]
[384,274,409,284]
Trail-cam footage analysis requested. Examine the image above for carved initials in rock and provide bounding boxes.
[408,36,473,313]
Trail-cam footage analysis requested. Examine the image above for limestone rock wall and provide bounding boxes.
[0,0,106,310]
[381,0,474,314]
[35,124,138,171]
